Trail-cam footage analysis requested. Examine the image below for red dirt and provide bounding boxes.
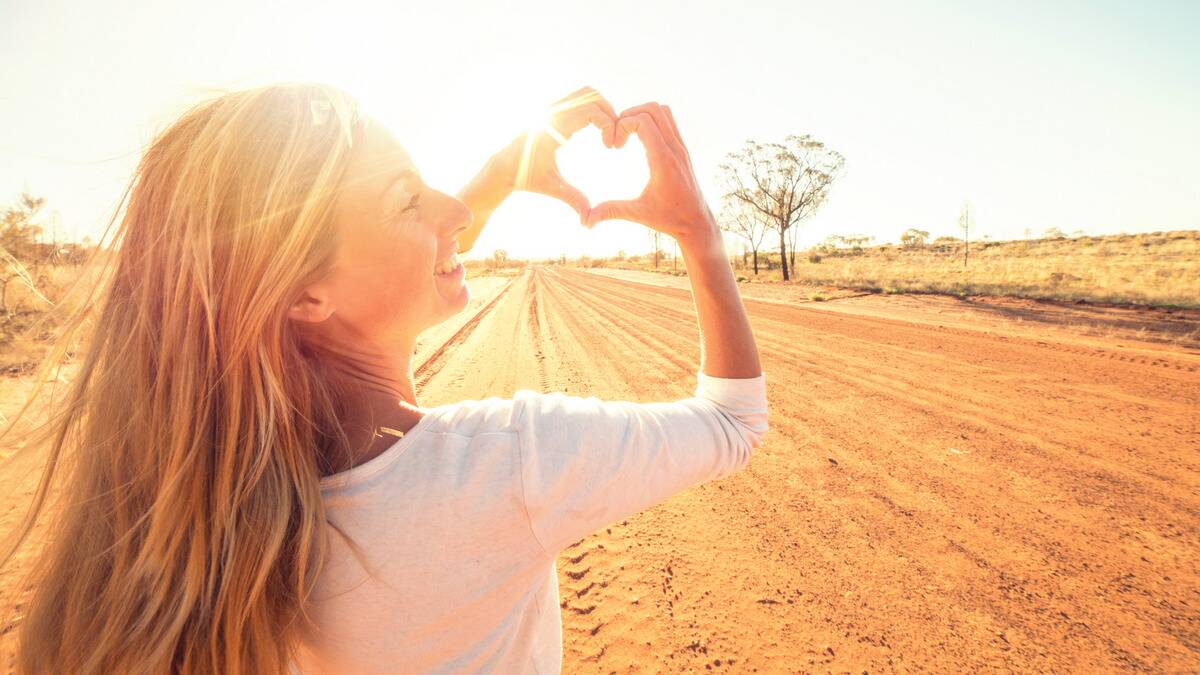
[420,267,1199,672]
[3,266,1199,672]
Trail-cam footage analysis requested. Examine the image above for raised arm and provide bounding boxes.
[677,228,762,378]
[509,100,766,554]
[585,104,762,379]
[454,151,511,255]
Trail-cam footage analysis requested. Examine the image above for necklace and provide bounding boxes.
[375,425,406,439]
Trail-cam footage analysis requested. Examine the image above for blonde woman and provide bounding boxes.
[1,82,767,673]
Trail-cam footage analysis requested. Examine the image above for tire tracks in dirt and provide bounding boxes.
[414,276,517,390]
[550,268,1199,669]
[412,266,1200,672]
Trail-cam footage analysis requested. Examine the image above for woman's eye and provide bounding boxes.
[389,192,420,222]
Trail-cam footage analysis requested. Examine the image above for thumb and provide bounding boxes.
[586,199,641,228]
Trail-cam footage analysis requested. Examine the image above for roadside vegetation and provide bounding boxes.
[572,230,1200,309]
[3,189,1197,387]
[1,193,102,379]
[464,248,528,278]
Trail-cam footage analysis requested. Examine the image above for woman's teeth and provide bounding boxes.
[435,252,460,276]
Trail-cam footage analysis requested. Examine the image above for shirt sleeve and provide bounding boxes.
[514,371,769,556]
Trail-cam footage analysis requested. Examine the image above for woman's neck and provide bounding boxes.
[306,335,426,477]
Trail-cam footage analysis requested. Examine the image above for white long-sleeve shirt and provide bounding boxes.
[290,371,769,674]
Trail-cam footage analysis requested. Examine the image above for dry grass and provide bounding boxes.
[465,262,526,278]
[1,260,103,377]
[596,231,1200,308]
[2,230,1195,380]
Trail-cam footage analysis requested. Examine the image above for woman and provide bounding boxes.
[0,82,767,673]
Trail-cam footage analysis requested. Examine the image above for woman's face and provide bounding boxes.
[293,117,473,345]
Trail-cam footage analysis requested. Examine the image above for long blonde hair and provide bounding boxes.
[1,82,368,673]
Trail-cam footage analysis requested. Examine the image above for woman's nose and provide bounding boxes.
[432,189,472,242]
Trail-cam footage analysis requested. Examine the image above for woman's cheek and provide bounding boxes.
[390,254,433,313]
[378,222,439,321]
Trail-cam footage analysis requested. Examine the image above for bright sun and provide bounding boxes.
[310,64,652,260]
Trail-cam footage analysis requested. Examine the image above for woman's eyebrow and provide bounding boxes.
[379,167,420,199]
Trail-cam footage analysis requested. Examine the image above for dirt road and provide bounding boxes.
[2,266,1197,672]
[419,266,1199,672]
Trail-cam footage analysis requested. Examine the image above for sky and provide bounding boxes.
[1,0,1198,260]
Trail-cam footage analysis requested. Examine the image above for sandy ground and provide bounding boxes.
[3,267,1199,672]
[419,267,1199,672]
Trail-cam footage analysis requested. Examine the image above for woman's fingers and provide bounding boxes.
[586,199,641,228]
[660,105,688,158]
[535,94,692,232]
[586,106,617,147]
[613,103,680,157]
[550,87,618,146]
[586,108,675,228]
[612,111,671,162]
[581,91,619,147]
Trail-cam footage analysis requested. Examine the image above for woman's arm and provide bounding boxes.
[677,226,762,379]
[586,104,762,379]
[455,146,515,255]
[516,372,768,555]
[514,101,766,553]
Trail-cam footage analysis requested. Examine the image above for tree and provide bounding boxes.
[490,248,509,269]
[718,197,769,274]
[819,234,871,255]
[720,135,844,281]
[900,228,930,249]
[841,234,873,252]
[786,221,800,271]
[2,192,45,256]
[647,227,663,269]
[1,192,49,312]
[957,201,972,268]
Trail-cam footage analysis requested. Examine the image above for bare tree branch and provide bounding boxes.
[718,136,844,280]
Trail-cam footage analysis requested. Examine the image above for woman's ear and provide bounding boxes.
[287,285,336,324]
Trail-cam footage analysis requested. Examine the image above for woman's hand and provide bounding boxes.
[455,86,618,253]
[504,86,619,219]
[584,102,719,248]
[587,103,761,381]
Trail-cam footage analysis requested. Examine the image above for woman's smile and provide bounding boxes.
[433,250,468,305]
[434,251,463,278]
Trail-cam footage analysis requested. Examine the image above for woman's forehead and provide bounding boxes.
[350,120,415,183]
[338,120,417,213]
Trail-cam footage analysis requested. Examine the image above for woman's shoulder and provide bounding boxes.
[427,389,548,436]
[427,388,634,443]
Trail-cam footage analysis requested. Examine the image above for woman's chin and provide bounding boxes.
[434,275,470,316]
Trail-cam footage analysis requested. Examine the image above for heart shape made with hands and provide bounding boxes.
[555,125,650,218]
